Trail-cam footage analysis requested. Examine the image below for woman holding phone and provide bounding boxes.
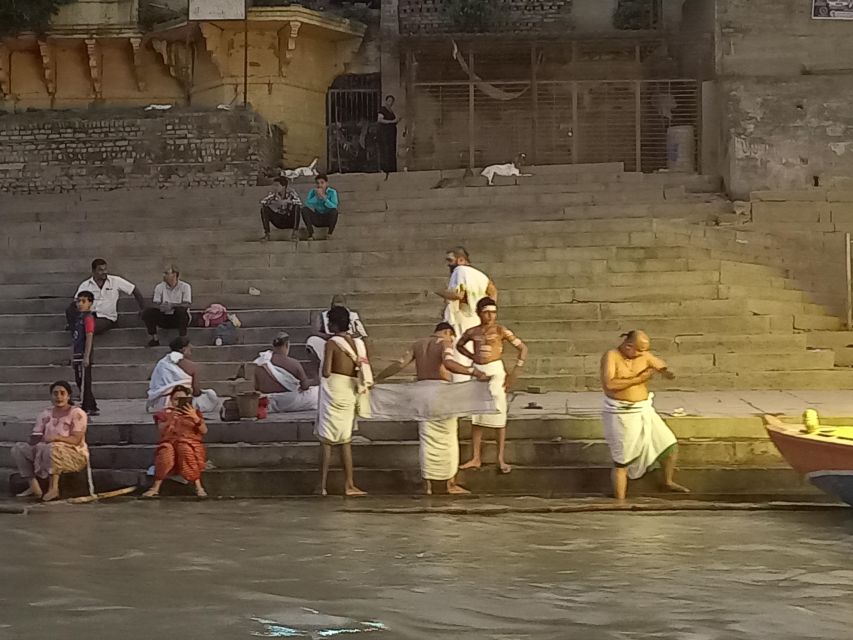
[143,385,209,498]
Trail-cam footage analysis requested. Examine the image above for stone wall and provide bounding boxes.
[717,0,853,76]
[715,0,853,196]
[722,77,853,197]
[0,108,281,194]
[399,0,574,34]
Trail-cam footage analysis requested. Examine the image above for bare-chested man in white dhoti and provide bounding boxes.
[435,247,497,381]
[376,322,490,495]
[315,306,372,497]
[600,330,690,502]
[457,298,528,474]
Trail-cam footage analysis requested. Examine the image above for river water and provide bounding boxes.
[1,501,851,639]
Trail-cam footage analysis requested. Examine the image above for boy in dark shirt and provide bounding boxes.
[72,291,98,415]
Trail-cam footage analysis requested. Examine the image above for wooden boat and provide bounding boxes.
[764,415,853,506]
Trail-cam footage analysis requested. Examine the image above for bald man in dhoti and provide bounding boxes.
[147,337,220,414]
[253,332,319,413]
[600,330,690,502]
[374,322,496,495]
[456,297,528,475]
[435,246,497,381]
[315,306,373,497]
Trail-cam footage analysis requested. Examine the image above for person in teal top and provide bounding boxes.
[301,174,340,240]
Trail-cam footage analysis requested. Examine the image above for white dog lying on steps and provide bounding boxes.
[281,157,319,181]
[481,153,532,186]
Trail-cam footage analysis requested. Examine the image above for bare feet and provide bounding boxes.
[195,487,208,498]
[345,486,367,497]
[424,481,433,496]
[320,488,328,497]
[447,484,471,495]
[41,489,60,502]
[142,489,160,498]
[498,462,512,474]
[663,481,691,494]
[17,487,42,499]
[459,459,482,471]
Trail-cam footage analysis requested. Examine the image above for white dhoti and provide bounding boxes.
[315,373,361,445]
[419,418,460,481]
[367,379,496,421]
[601,393,678,479]
[471,360,508,428]
[268,387,319,413]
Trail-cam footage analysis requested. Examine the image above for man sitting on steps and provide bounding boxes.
[301,173,340,240]
[66,258,145,335]
[147,337,220,414]
[142,265,192,348]
[260,176,302,242]
[253,332,319,413]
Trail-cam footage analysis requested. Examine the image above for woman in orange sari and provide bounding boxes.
[143,385,208,498]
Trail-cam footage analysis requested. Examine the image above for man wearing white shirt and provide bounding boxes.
[66,258,145,335]
[142,265,192,347]
[435,247,497,380]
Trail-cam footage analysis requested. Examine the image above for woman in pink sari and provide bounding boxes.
[12,380,89,502]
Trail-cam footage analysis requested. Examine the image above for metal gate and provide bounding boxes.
[410,79,699,172]
[326,73,382,174]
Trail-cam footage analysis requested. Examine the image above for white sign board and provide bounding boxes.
[189,0,246,21]
[813,1,853,20]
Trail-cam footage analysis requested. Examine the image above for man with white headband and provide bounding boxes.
[457,297,527,474]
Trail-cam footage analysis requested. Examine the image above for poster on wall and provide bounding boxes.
[189,0,246,21]
[813,1,853,19]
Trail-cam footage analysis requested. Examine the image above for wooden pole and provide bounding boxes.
[531,43,538,165]
[634,80,642,172]
[846,233,852,330]
[468,48,475,170]
[243,0,248,107]
[571,81,578,165]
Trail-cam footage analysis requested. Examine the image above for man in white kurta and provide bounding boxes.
[374,322,495,495]
[600,330,689,502]
[435,247,497,381]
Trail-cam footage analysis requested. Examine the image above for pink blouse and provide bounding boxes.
[33,407,89,455]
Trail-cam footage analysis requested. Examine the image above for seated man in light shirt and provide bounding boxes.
[300,173,340,240]
[142,265,193,347]
[65,258,145,335]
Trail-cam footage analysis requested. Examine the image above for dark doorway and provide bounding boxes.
[326,73,382,173]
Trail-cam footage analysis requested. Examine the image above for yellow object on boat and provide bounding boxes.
[802,408,820,434]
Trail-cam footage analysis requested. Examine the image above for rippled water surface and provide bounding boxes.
[1,501,852,639]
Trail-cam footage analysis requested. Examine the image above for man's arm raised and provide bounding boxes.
[646,352,675,379]
[375,350,414,381]
[600,351,654,393]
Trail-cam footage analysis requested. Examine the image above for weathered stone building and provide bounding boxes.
[2,1,852,196]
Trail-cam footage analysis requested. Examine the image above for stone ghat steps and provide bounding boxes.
[0,187,724,225]
[0,254,796,290]
[0,438,788,472]
[5,367,853,400]
[0,215,729,254]
[0,349,837,384]
[0,465,816,499]
[0,333,816,369]
[0,284,834,316]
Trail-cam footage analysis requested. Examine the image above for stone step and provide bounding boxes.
[3,348,831,384]
[0,332,808,368]
[0,438,785,473]
[806,331,853,366]
[4,366,853,399]
[117,466,819,498]
[0,416,780,446]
